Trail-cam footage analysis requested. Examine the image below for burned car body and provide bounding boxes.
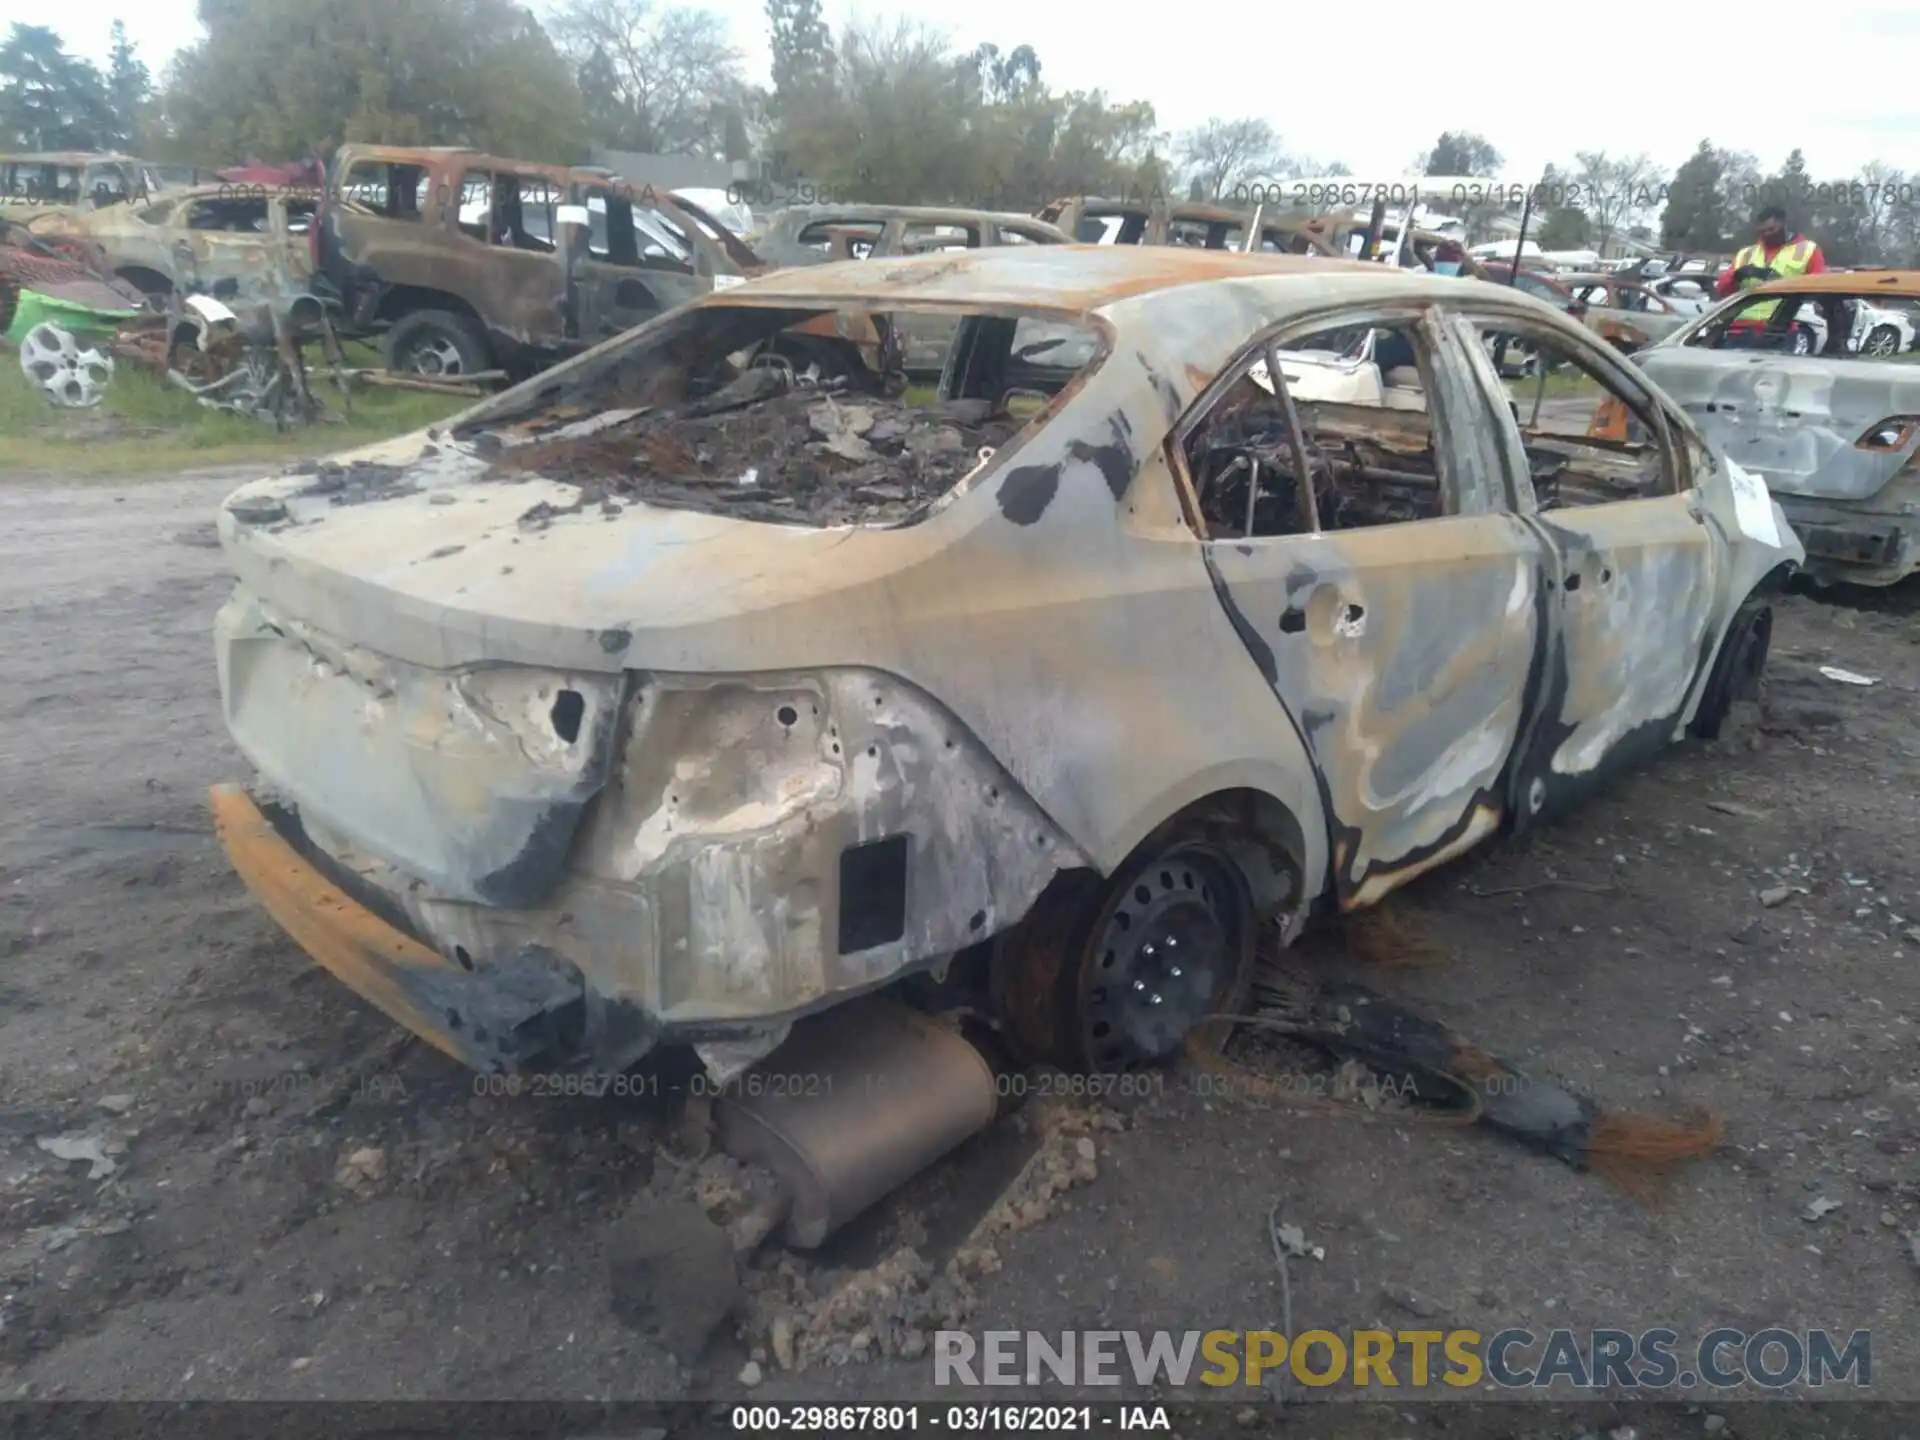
[749,204,1069,372]
[1557,273,1692,352]
[25,183,316,305]
[1631,270,1920,585]
[0,152,200,220]
[752,204,1068,265]
[314,145,756,377]
[210,247,1800,1082]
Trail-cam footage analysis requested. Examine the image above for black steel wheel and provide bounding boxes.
[993,841,1255,1073]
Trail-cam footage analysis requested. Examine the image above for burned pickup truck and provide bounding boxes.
[210,246,1799,1094]
[313,145,760,378]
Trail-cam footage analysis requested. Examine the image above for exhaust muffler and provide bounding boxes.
[713,997,1000,1248]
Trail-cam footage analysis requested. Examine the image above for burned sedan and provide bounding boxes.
[209,246,1800,1090]
[1631,270,1920,585]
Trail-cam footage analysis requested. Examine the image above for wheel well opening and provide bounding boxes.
[377,286,484,327]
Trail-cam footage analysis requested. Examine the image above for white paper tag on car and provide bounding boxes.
[555,205,590,227]
[1724,460,1781,548]
[711,274,746,290]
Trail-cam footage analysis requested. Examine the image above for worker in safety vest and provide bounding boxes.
[1714,205,1825,332]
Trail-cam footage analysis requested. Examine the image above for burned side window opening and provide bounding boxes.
[339,162,430,220]
[1684,291,1920,361]
[459,303,1103,528]
[185,197,271,233]
[1182,321,1445,540]
[1473,324,1673,506]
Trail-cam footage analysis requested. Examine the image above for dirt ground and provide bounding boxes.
[1,468,1917,1434]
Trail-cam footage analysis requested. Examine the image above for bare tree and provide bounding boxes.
[551,0,746,156]
[1573,150,1667,253]
[1178,116,1283,201]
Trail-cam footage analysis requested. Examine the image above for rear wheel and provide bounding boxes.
[992,840,1256,1073]
[1864,325,1902,358]
[383,309,490,377]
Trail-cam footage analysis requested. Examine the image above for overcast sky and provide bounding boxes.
[49,0,1920,180]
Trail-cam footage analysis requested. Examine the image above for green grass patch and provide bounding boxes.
[0,340,470,479]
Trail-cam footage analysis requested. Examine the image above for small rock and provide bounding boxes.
[1704,1414,1727,1434]
[335,1146,387,1191]
[428,493,456,506]
[1881,1211,1898,1228]
[1802,1197,1842,1222]
[1075,1137,1096,1163]
[1906,1232,1920,1271]
[36,1134,115,1179]
[771,1315,796,1370]
[1383,1285,1438,1319]
[1759,886,1792,908]
[1235,1406,1260,1427]
[738,1360,763,1388]
[96,1094,135,1115]
[1904,926,1920,945]
[290,1357,312,1372]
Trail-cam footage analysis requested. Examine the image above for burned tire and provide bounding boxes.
[992,841,1256,1074]
[1692,599,1772,742]
[384,309,490,378]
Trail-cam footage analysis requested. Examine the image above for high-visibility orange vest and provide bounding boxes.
[1731,239,1815,323]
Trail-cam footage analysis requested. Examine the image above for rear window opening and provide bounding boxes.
[462,301,1103,529]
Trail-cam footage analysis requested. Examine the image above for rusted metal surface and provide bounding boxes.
[754,205,1069,268]
[26,183,316,305]
[1555,272,1691,351]
[318,143,751,369]
[0,235,146,317]
[1041,195,1312,253]
[207,245,1801,1073]
[0,152,193,218]
[1634,269,1920,584]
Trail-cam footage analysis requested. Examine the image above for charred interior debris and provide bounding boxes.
[498,389,1021,527]
[474,302,1088,527]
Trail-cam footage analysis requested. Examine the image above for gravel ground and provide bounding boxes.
[1,470,1916,1436]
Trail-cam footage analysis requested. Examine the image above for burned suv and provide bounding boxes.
[313,144,759,378]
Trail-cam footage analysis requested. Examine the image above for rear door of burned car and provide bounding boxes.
[1173,301,1552,910]
[572,184,718,343]
[1441,303,1723,823]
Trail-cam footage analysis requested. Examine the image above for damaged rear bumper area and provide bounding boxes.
[213,593,1086,1073]
[1775,490,1920,587]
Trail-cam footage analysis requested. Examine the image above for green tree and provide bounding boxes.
[102,20,150,149]
[1177,117,1282,200]
[1755,147,1812,233]
[970,42,1039,105]
[1424,130,1502,177]
[163,0,584,162]
[768,17,1162,209]
[1661,140,1729,251]
[766,0,833,118]
[0,23,112,149]
[551,0,745,156]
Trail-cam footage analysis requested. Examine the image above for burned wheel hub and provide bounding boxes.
[400,337,466,377]
[993,840,1255,1075]
[1082,857,1239,1070]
